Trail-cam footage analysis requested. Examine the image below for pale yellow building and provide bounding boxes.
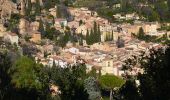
[29,31,41,43]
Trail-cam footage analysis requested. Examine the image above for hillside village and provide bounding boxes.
[0,0,166,77]
[1,0,170,100]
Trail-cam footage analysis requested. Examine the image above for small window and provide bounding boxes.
[108,62,110,67]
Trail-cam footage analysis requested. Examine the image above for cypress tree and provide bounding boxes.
[35,0,41,15]
[79,32,83,46]
[39,20,45,36]
[97,24,101,42]
[93,21,97,43]
[56,5,62,18]
[111,31,114,41]
[90,29,94,45]
[25,0,32,16]
[86,29,90,45]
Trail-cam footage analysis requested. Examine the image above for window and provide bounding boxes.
[108,61,110,67]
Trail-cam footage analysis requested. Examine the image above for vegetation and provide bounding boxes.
[73,0,170,22]
[118,46,170,100]
[99,74,125,100]
[86,21,101,45]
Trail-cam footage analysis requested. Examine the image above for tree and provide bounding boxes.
[116,37,125,48]
[48,64,88,100]
[93,21,98,42]
[168,0,170,13]
[10,56,42,89]
[97,24,101,42]
[0,52,12,100]
[138,27,145,39]
[25,0,32,16]
[121,47,170,100]
[116,80,141,100]
[90,29,94,45]
[39,20,45,36]
[56,5,62,18]
[86,29,90,45]
[79,20,83,26]
[35,0,41,15]
[79,32,83,46]
[99,74,125,100]
[84,77,101,100]
[111,31,114,41]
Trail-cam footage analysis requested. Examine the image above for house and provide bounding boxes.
[29,31,41,43]
[167,31,170,40]
[55,18,67,27]
[101,58,114,75]
[30,21,40,31]
[42,44,54,54]
[66,47,79,54]
[0,24,6,32]
[48,57,68,68]
[0,31,6,38]
[142,22,160,35]
[49,7,57,17]
[19,18,29,35]
[3,32,19,44]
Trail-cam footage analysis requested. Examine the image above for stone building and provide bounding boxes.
[0,0,18,23]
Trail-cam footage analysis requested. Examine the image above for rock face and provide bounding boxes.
[0,0,18,23]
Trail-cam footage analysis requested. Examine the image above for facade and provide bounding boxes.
[29,31,41,43]
[3,32,19,44]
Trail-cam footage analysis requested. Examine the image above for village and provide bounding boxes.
[0,0,166,77]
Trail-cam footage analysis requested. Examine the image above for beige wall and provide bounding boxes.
[30,33,41,43]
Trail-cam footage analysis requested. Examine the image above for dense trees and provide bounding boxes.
[119,46,170,100]
[0,52,51,100]
[86,22,101,45]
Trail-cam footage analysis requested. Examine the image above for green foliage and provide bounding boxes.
[138,27,145,39]
[47,64,89,100]
[121,47,170,100]
[84,77,101,100]
[86,22,101,45]
[116,80,141,100]
[7,14,20,31]
[10,56,42,89]
[99,74,125,90]
[74,0,170,22]
[79,20,83,26]
[0,51,51,100]
[35,0,41,15]
[0,52,12,99]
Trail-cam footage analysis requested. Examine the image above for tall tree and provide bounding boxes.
[121,47,170,100]
[99,74,125,100]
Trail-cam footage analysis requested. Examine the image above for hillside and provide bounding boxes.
[72,0,170,22]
